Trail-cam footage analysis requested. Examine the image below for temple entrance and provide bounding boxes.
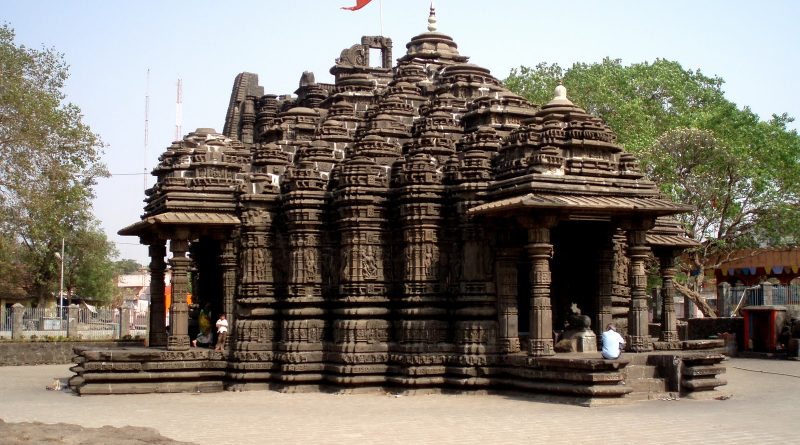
[187,238,225,344]
[550,221,609,335]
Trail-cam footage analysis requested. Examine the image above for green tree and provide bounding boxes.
[505,58,728,151]
[62,227,118,305]
[114,259,144,275]
[0,23,111,303]
[505,59,800,301]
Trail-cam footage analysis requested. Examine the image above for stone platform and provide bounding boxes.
[68,345,727,403]
[69,346,227,395]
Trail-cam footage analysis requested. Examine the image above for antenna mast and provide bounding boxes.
[144,69,150,191]
[175,78,183,141]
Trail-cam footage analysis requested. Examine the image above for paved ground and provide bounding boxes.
[0,357,798,445]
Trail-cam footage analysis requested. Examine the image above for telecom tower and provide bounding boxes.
[175,78,183,141]
[144,69,150,191]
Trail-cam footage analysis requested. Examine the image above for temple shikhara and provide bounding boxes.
[70,7,727,403]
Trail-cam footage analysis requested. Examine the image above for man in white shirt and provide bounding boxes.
[601,323,626,359]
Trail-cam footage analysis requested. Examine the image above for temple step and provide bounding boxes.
[623,364,673,401]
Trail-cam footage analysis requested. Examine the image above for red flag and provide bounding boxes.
[341,0,372,11]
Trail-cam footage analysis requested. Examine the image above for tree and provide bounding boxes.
[505,59,729,152]
[0,23,111,303]
[62,227,118,305]
[505,59,800,297]
[114,259,144,275]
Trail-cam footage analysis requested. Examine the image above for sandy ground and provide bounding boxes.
[0,357,798,445]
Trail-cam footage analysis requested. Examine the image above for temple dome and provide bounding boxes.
[399,5,468,65]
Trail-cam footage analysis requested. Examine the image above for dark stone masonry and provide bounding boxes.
[70,7,726,402]
[0,341,142,366]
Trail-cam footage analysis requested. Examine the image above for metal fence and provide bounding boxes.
[771,285,800,306]
[0,306,149,340]
[720,284,800,316]
[2,310,11,331]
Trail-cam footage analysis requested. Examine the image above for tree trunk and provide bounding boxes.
[675,282,718,318]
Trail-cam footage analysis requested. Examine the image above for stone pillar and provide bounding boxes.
[526,226,554,357]
[329,156,390,384]
[234,192,282,365]
[241,96,256,145]
[148,242,168,347]
[168,239,191,350]
[627,229,653,352]
[219,238,237,352]
[120,307,131,338]
[596,238,615,335]
[762,282,773,306]
[280,159,328,383]
[659,252,679,342]
[67,304,79,338]
[393,153,450,380]
[0,304,6,331]
[11,303,24,340]
[717,283,729,318]
[684,296,695,319]
[496,248,520,353]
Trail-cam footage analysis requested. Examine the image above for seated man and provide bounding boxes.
[601,323,626,360]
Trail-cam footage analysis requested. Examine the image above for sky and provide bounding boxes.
[4,0,800,265]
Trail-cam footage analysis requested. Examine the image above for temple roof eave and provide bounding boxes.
[467,193,693,219]
[646,233,700,248]
[118,212,241,237]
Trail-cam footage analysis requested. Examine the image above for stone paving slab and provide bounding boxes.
[0,358,798,445]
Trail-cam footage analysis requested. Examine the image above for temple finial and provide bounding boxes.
[555,79,567,101]
[427,1,437,32]
[549,79,574,106]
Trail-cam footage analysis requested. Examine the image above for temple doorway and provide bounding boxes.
[187,239,225,343]
[549,221,608,335]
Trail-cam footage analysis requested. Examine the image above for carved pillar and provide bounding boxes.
[236,205,279,353]
[596,237,614,335]
[220,237,237,352]
[330,156,391,384]
[168,239,191,350]
[148,242,167,347]
[280,160,327,383]
[526,225,555,357]
[233,146,288,372]
[392,153,449,380]
[241,95,256,145]
[451,219,498,358]
[659,251,679,342]
[495,247,520,353]
[447,129,501,369]
[626,229,653,352]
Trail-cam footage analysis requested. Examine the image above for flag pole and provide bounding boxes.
[379,0,383,35]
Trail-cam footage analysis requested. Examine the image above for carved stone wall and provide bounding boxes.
[329,156,391,385]
[124,13,698,395]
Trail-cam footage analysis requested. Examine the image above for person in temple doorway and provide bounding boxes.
[601,323,626,359]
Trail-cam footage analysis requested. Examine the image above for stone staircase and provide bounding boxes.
[623,356,678,401]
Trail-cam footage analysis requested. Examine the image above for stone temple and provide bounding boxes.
[71,8,727,403]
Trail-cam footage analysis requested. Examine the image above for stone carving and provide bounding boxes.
[337,44,367,67]
[115,6,702,398]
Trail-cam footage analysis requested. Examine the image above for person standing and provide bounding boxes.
[214,313,228,352]
[601,323,626,359]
